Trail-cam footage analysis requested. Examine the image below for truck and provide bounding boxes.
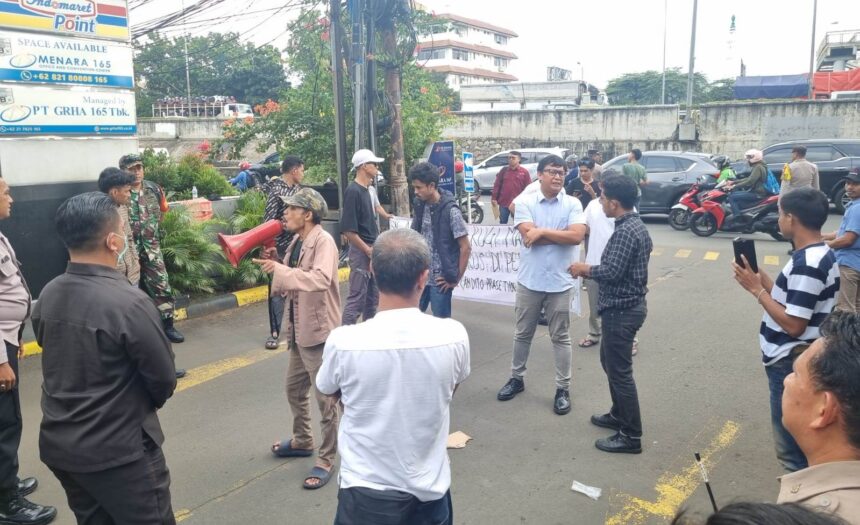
[151,97,254,119]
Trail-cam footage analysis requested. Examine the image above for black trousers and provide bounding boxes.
[334,487,452,525]
[0,342,21,497]
[600,303,647,439]
[50,436,175,525]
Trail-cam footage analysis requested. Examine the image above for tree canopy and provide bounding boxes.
[134,32,290,117]
[606,69,735,106]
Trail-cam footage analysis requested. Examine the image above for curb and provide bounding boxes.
[22,267,352,357]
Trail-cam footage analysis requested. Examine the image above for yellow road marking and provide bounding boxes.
[605,420,741,525]
[764,255,780,266]
[22,341,41,358]
[704,251,720,261]
[675,249,692,258]
[174,308,188,322]
[176,347,287,393]
[651,248,664,256]
[233,286,269,307]
[175,509,192,522]
[338,267,351,283]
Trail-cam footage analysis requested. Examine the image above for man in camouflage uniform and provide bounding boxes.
[120,154,185,345]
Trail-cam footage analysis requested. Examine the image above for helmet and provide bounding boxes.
[744,149,763,163]
[712,155,730,170]
[565,154,578,166]
[239,161,251,170]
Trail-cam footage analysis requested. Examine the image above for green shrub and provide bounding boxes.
[160,207,224,295]
[230,190,267,234]
[140,148,236,201]
[218,257,266,292]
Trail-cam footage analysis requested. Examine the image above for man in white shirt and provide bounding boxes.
[317,228,470,525]
[578,190,615,348]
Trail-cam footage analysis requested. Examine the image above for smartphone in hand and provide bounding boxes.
[733,237,758,273]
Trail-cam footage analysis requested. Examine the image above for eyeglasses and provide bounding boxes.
[542,168,565,177]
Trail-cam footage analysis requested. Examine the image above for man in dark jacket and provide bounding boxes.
[726,148,769,217]
[410,162,471,318]
[33,192,178,524]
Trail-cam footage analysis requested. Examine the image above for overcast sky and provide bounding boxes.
[131,0,860,88]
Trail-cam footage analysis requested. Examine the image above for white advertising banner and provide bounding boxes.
[390,217,581,315]
[0,29,133,88]
[0,83,135,135]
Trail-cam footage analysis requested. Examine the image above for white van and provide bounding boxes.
[831,91,860,101]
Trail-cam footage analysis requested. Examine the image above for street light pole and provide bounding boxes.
[685,0,698,119]
[808,0,818,99]
[661,0,668,104]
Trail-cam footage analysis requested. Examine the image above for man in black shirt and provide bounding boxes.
[33,192,177,523]
[570,175,652,455]
[341,149,383,325]
[566,159,601,209]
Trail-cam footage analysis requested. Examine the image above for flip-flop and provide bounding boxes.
[578,339,598,348]
[271,439,313,458]
[303,466,334,490]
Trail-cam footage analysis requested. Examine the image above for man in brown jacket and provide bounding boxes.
[778,310,860,523]
[254,188,341,490]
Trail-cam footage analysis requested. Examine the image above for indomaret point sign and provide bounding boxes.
[0,0,129,41]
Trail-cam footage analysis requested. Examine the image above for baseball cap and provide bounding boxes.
[845,170,860,184]
[119,153,143,169]
[351,149,384,169]
[280,187,329,218]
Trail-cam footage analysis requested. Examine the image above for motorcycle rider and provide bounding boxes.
[713,155,736,185]
[725,149,768,219]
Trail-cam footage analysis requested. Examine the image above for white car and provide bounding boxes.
[472,147,570,194]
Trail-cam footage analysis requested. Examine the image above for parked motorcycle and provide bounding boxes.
[689,188,784,241]
[459,193,484,224]
[668,174,718,230]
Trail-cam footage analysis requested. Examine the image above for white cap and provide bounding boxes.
[352,149,385,169]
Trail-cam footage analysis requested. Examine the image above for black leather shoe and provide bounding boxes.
[15,478,36,498]
[497,378,524,401]
[0,495,57,525]
[553,389,571,415]
[595,432,642,454]
[175,369,187,379]
[590,413,622,431]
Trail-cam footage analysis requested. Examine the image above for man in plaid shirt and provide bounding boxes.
[570,175,651,454]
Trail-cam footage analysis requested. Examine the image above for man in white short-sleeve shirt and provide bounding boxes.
[317,228,470,525]
[497,154,586,416]
[579,194,615,348]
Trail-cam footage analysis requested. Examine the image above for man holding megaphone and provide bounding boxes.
[252,188,342,490]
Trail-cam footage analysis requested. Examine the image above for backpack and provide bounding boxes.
[763,167,780,195]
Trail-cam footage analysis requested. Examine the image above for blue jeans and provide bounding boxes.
[728,191,761,217]
[499,206,511,224]
[420,283,453,318]
[765,354,808,472]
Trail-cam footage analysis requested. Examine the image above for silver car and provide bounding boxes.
[472,147,570,194]
[601,151,719,214]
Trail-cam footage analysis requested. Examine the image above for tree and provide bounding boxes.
[133,32,290,116]
[605,69,735,106]
[218,6,456,192]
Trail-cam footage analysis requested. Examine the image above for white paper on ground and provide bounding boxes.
[446,431,472,449]
[570,480,602,500]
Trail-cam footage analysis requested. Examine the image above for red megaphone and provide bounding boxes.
[218,220,283,267]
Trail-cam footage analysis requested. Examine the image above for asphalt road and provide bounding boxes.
[15,211,845,525]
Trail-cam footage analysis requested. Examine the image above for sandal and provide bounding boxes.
[271,439,313,458]
[265,336,279,350]
[632,341,639,356]
[303,466,334,490]
[578,338,599,348]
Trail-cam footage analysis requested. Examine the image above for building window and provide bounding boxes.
[418,49,446,60]
[494,57,509,68]
[453,24,467,37]
[452,48,470,61]
[495,34,508,45]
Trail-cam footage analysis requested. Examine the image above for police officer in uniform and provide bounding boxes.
[0,178,57,524]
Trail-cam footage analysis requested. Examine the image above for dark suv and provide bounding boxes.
[732,140,860,213]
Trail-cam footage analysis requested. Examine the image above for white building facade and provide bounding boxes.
[416,13,518,90]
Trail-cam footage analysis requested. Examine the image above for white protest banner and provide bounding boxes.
[389,217,581,315]
[0,82,135,135]
[0,29,134,88]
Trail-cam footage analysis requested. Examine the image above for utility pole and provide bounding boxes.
[350,0,364,150]
[366,0,378,153]
[379,12,408,216]
[685,0,698,120]
[330,0,350,203]
[808,0,818,99]
[661,0,668,104]
[180,0,192,115]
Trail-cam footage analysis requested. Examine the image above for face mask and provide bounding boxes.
[112,233,128,265]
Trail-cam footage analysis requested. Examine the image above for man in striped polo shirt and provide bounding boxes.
[732,187,839,472]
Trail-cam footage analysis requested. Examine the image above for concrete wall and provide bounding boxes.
[443,100,860,161]
[137,117,274,162]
